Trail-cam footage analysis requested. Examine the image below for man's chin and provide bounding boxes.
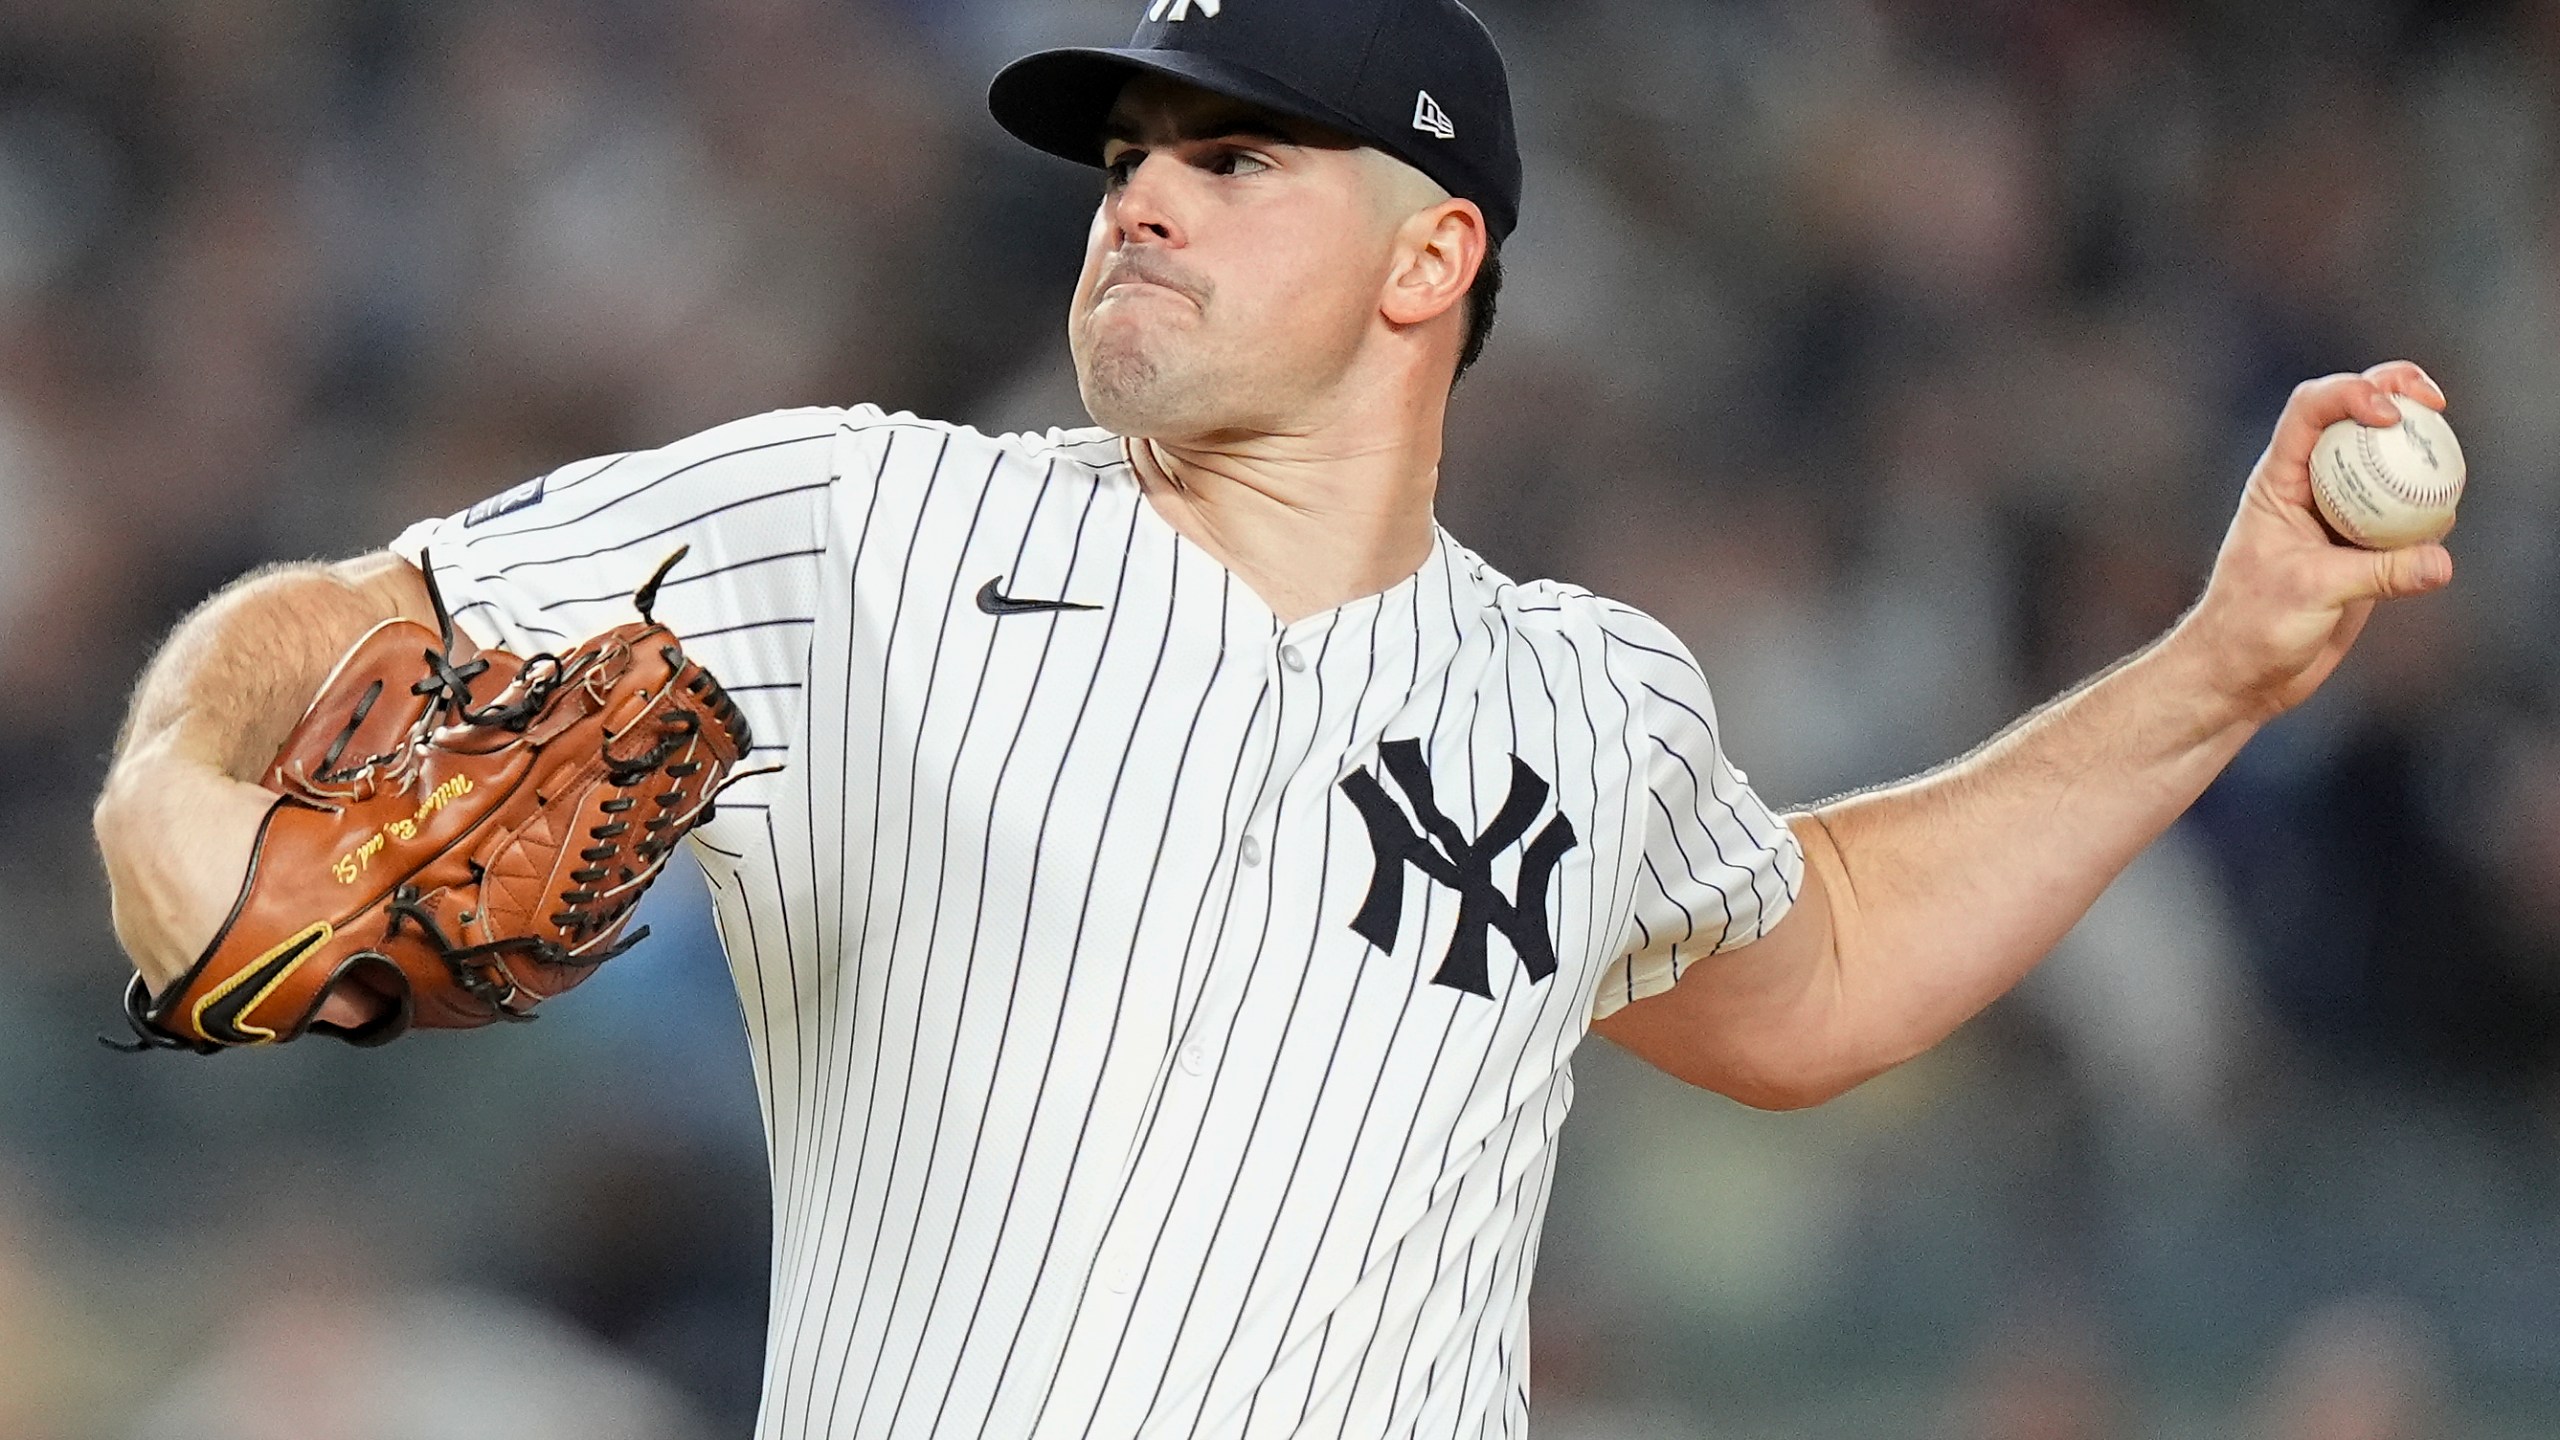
[1076,356,1206,440]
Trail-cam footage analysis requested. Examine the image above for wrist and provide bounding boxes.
[2147,614,2274,741]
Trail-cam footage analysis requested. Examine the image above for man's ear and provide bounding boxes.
[1381,200,1487,329]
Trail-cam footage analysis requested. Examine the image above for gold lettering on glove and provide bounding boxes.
[333,775,476,884]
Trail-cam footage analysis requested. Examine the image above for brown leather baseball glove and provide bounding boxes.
[112,549,752,1054]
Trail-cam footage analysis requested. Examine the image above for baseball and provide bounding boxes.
[2308,392,2465,550]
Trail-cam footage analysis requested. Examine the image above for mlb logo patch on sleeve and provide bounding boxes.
[466,475,546,527]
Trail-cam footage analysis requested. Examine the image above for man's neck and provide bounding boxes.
[1126,430,1441,625]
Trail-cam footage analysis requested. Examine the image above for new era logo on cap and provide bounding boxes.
[1413,90,1454,139]
[1147,0,1219,19]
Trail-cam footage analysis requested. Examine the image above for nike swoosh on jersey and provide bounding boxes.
[975,578,1102,616]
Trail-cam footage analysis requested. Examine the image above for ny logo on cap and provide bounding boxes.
[1413,90,1456,140]
[1147,0,1219,20]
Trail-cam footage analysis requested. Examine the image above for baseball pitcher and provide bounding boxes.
[93,1,2456,1436]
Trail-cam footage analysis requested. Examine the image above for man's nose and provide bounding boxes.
[1109,153,1186,246]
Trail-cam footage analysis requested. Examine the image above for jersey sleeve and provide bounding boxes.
[1591,611,1806,1022]
[385,407,850,769]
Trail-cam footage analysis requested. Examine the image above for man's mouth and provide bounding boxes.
[1093,254,1208,309]
[1100,278,1184,300]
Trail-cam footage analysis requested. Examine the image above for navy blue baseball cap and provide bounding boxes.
[989,0,1522,243]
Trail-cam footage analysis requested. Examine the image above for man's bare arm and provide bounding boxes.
[1594,636,2253,1108]
[94,553,435,991]
[1594,363,2458,1110]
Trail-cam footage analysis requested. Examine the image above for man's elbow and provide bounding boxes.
[328,552,439,630]
[1716,1068,1880,1112]
[1643,1030,1912,1112]
[1692,1059,1870,1113]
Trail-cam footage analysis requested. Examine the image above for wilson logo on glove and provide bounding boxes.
[108,547,756,1054]
[334,775,477,884]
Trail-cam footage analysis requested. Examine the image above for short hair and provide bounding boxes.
[1455,240,1502,384]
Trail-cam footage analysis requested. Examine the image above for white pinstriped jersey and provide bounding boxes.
[390,406,1804,1440]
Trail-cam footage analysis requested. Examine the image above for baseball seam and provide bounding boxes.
[2349,424,2458,507]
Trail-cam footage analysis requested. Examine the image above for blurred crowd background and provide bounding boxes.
[3,0,2560,1434]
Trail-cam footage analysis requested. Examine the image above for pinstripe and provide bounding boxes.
[1163,573,1251,1034]
[1408,618,1568,1440]
[777,433,910,1439]
[495,483,837,575]
[767,435,896,1434]
[864,472,1111,1437]
[533,547,827,612]
[1451,634,1584,1432]
[1133,609,1379,1434]
[1065,615,1303,1440]
[1645,789,1737,942]
[1639,685,1786,909]
[826,449,1019,1394]
[445,598,573,640]
[544,450,638,495]
[1229,596,1410,1432]
[1055,672,1273,1440]
[829,455,1068,1435]
[1051,586,1268,1281]
[800,440,992,1440]
[1209,599,1403,1435]
[466,430,836,545]
[1326,547,1489,1440]
[725,814,790,1409]
[1583,624,1673,1007]
[825,458,1078,1433]
[1276,563,1432,1433]
[918,497,1155,1435]
[987,538,1218,1423]
[753,804,811,1426]
[1367,586,1526,1439]
[1639,684,1802,910]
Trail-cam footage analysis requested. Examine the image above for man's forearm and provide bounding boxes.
[1593,622,2263,1109]
[1598,366,2450,1108]
[1797,624,2259,1082]
[109,560,418,781]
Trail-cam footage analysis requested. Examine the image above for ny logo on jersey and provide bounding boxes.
[1147,0,1219,20]
[1340,740,1579,999]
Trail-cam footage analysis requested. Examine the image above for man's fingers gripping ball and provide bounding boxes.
[2309,390,2466,551]
[2244,364,2461,611]
[107,548,753,1054]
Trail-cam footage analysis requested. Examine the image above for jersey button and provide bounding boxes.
[1180,1041,1209,1075]
[1239,834,1264,867]
[1101,1244,1140,1294]
[1280,645,1307,673]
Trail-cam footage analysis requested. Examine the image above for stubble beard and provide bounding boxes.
[1075,325,1220,440]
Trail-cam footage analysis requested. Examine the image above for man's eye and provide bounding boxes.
[1105,152,1144,187]
[1209,150,1269,177]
